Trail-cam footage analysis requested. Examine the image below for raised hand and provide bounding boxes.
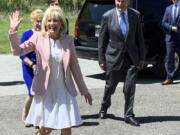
[9,11,22,31]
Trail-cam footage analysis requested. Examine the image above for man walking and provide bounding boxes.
[98,0,145,127]
[162,0,180,85]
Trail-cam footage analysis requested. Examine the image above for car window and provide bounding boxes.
[137,0,172,22]
[80,1,114,23]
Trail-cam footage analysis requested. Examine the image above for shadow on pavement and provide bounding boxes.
[86,72,106,80]
[138,116,180,124]
[82,113,124,121]
[81,114,99,119]
[81,114,180,124]
[81,122,99,126]
[86,67,180,84]
[0,81,24,86]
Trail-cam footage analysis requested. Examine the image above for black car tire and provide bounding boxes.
[153,51,180,79]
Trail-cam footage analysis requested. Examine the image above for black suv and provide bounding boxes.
[74,0,180,78]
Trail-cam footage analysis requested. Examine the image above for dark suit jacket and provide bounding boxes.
[162,2,180,43]
[98,8,145,71]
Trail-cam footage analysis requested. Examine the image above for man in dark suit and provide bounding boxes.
[98,0,145,126]
[162,0,180,85]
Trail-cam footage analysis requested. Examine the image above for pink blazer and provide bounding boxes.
[9,31,89,96]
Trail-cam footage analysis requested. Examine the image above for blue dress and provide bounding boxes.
[19,30,36,96]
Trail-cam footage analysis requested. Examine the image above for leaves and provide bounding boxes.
[0,0,30,12]
[0,0,85,13]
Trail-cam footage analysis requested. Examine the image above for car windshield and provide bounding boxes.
[80,1,115,23]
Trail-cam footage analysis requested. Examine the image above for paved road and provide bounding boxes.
[0,54,180,135]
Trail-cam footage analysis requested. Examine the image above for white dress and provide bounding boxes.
[26,38,82,129]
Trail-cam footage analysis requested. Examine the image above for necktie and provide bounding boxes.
[173,4,178,24]
[120,12,127,38]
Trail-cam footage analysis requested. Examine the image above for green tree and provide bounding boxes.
[0,0,30,12]
[0,0,85,13]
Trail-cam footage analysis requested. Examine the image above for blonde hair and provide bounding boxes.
[41,7,66,37]
[30,9,44,22]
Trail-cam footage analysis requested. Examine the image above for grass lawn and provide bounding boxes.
[0,13,76,54]
[0,15,10,54]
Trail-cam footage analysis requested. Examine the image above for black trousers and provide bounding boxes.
[100,53,138,118]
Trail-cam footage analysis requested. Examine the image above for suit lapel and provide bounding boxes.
[177,3,180,22]
[43,34,50,62]
[60,35,70,73]
[169,5,174,22]
[125,8,134,42]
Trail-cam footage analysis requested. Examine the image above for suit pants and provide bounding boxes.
[165,41,179,80]
[100,53,138,118]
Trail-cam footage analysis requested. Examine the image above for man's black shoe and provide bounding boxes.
[99,110,107,119]
[124,117,140,127]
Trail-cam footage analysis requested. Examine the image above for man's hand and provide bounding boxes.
[172,26,177,32]
[99,63,106,71]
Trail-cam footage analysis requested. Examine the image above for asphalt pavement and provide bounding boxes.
[0,54,180,135]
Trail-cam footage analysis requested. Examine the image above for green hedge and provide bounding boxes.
[0,0,85,13]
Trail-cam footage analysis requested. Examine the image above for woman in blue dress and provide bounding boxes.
[20,9,44,127]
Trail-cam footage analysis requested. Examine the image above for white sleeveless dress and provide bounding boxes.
[26,38,82,129]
